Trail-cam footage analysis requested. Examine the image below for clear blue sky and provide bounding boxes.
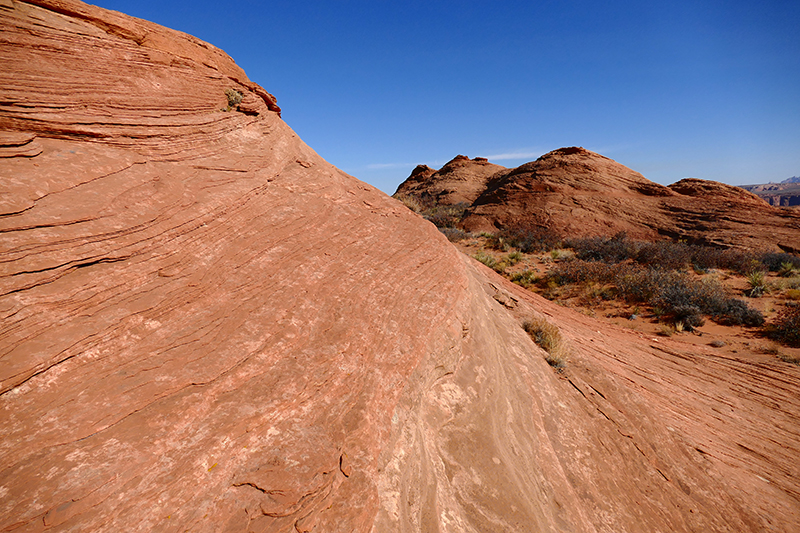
[93,1,800,194]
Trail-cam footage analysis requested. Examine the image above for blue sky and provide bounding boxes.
[93,1,799,194]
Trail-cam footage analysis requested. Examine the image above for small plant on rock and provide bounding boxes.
[522,316,568,369]
[474,251,499,271]
[224,88,243,111]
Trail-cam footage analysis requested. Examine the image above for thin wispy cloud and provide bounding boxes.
[365,159,450,171]
[484,151,544,162]
[365,162,411,170]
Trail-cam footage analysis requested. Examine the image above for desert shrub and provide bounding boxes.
[567,232,639,263]
[510,270,538,288]
[746,270,767,297]
[439,227,469,242]
[770,303,800,347]
[564,233,793,275]
[550,249,575,261]
[547,259,619,286]
[646,273,763,327]
[761,252,800,272]
[778,260,800,277]
[490,223,562,253]
[473,251,499,271]
[391,194,469,228]
[225,88,243,109]
[710,298,765,326]
[546,260,764,328]
[423,202,469,228]
[506,251,523,265]
[395,193,422,212]
[670,305,705,330]
[522,316,567,369]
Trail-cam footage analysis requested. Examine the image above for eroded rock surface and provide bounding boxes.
[2,2,799,532]
[397,147,800,252]
[395,155,505,206]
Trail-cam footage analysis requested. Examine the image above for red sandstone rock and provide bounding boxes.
[398,147,800,252]
[1,2,799,532]
[394,154,506,206]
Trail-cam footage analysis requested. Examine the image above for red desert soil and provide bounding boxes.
[396,148,800,253]
[1,1,799,532]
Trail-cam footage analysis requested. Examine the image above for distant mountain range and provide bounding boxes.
[740,177,800,207]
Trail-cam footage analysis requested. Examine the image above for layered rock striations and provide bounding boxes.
[397,147,800,252]
[1,2,799,532]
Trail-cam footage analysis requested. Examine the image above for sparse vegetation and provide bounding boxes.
[564,232,798,275]
[506,251,523,265]
[510,269,538,288]
[439,227,470,242]
[545,259,764,328]
[473,251,499,271]
[522,316,568,369]
[746,270,767,297]
[777,353,800,365]
[392,193,470,230]
[224,88,243,111]
[390,195,800,349]
[488,223,562,253]
[395,193,422,212]
[770,303,800,347]
[778,261,799,277]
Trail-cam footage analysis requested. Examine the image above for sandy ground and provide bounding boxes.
[454,235,800,365]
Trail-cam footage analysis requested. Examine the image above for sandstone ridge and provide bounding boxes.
[2,2,799,532]
[396,147,800,252]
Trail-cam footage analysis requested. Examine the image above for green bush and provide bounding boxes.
[506,251,523,265]
[510,270,538,288]
[778,261,799,277]
[746,270,767,297]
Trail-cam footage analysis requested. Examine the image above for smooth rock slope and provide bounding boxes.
[1,2,799,532]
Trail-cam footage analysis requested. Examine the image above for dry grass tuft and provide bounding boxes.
[522,316,568,369]
[225,88,243,110]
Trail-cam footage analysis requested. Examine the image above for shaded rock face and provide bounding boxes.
[398,147,800,252]
[1,2,800,533]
